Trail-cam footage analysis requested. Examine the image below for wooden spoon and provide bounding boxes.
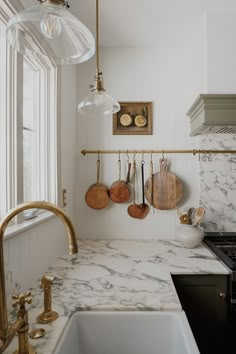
[192,207,205,226]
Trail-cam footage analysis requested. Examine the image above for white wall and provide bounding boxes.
[76,15,206,239]
[206,10,236,93]
[3,65,78,304]
[200,11,236,231]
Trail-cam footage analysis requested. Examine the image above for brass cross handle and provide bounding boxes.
[12,291,32,308]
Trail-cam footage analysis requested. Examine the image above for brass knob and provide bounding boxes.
[219,292,226,300]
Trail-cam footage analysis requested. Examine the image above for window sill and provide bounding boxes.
[3,211,55,242]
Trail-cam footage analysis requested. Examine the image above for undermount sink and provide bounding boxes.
[54,311,199,354]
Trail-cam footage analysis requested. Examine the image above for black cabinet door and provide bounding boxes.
[172,274,230,354]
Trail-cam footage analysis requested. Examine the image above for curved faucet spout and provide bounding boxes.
[0,201,78,350]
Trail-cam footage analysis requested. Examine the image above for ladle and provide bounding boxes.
[136,159,149,219]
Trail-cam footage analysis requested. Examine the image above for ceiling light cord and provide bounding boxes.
[96,0,99,72]
[77,0,120,114]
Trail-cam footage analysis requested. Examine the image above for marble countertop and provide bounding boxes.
[6,239,229,353]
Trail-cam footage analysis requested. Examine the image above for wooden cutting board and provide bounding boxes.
[144,159,183,210]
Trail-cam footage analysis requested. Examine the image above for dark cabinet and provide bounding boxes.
[172,274,231,354]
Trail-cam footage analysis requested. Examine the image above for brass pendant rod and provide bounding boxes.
[96,0,99,73]
[81,149,236,156]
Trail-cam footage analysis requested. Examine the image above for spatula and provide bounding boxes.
[188,207,196,225]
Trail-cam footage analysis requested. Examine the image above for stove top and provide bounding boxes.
[203,232,236,271]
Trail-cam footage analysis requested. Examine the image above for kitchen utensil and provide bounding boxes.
[192,207,205,226]
[176,206,182,219]
[127,160,140,218]
[175,206,190,224]
[180,214,190,224]
[136,160,149,219]
[145,158,183,210]
[187,207,196,225]
[85,158,110,210]
[110,159,131,203]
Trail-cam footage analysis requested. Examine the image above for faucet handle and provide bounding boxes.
[11,291,36,354]
[12,291,32,308]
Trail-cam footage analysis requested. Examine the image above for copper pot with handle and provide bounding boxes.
[85,158,110,210]
[110,158,131,203]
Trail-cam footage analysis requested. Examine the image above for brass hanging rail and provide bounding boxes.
[81,149,236,156]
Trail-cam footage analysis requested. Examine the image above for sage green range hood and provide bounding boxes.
[186,94,236,136]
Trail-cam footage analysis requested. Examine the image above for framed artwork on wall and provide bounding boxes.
[113,101,153,135]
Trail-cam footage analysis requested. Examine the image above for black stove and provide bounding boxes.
[203,232,236,271]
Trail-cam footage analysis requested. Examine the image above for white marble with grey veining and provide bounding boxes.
[200,134,236,232]
[5,239,229,353]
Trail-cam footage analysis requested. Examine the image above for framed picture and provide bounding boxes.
[113,101,153,135]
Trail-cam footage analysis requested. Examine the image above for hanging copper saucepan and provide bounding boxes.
[85,157,110,210]
[110,155,131,203]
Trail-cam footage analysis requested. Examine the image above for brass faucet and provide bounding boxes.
[0,201,78,353]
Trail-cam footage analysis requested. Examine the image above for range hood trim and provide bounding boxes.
[187,94,236,136]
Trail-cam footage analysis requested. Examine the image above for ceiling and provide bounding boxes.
[69,0,236,47]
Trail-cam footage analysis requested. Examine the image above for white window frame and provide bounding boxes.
[0,0,61,226]
[0,21,7,216]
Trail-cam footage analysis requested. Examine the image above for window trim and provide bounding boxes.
[0,0,62,227]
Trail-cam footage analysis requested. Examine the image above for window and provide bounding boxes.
[0,20,7,217]
[0,2,60,222]
[23,59,38,202]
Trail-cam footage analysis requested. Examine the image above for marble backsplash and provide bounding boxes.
[200,134,236,232]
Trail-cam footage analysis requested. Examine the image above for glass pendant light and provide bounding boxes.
[78,0,120,115]
[6,0,95,65]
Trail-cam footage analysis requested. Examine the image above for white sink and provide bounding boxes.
[54,311,199,354]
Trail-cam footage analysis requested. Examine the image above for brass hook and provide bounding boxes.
[118,150,121,162]
[208,151,213,162]
[126,150,130,162]
[203,152,208,162]
[161,150,165,162]
[142,151,145,162]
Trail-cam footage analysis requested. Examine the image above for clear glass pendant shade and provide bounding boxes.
[77,0,119,116]
[6,3,95,65]
[78,90,120,115]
